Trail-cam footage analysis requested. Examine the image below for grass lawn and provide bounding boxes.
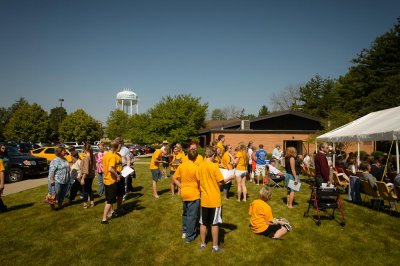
[1,158,399,266]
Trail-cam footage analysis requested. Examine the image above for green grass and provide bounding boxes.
[1,158,399,266]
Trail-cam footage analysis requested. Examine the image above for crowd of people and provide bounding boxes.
[3,136,399,252]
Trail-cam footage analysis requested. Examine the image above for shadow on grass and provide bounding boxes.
[218,223,238,244]
[121,200,145,214]
[158,188,170,196]
[125,192,144,201]
[5,202,35,212]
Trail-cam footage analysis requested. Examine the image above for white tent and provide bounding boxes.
[317,106,400,173]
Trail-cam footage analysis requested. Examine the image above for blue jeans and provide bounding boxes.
[182,199,200,242]
[54,182,69,206]
[97,172,105,196]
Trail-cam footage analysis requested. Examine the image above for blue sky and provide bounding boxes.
[0,0,399,124]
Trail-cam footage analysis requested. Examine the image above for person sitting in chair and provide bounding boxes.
[268,160,284,178]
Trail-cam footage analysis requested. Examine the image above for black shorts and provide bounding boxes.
[200,207,222,226]
[105,183,117,204]
[259,224,282,238]
[116,178,125,197]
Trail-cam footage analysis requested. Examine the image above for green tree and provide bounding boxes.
[298,74,335,118]
[105,109,130,140]
[4,103,50,142]
[127,114,153,144]
[335,17,400,116]
[211,108,227,120]
[148,94,208,145]
[258,105,270,117]
[59,109,103,143]
[49,106,67,141]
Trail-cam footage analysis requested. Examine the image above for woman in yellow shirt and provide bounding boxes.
[249,188,288,239]
[234,143,249,202]
[170,144,184,195]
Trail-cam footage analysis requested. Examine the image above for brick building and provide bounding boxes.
[199,111,374,155]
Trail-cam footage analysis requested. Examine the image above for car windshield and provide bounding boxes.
[7,146,23,156]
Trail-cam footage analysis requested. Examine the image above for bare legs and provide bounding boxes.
[236,175,247,202]
[152,180,159,198]
[200,224,219,247]
[287,191,295,208]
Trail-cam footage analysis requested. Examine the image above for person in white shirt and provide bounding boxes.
[115,138,132,200]
[268,160,284,177]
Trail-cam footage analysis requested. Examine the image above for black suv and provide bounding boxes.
[3,145,49,183]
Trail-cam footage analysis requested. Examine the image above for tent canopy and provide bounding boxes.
[317,106,400,142]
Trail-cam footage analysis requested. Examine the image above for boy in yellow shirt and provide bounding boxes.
[173,149,200,243]
[101,141,122,224]
[197,145,235,253]
[249,187,289,239]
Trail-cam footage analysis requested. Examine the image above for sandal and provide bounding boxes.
[83,204,88,209]
[90,202,95,208]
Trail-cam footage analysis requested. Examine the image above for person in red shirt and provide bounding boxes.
[314,142,331,187]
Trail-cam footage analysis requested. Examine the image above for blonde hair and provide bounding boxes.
[285,147,297,158]
[259,187,272,202]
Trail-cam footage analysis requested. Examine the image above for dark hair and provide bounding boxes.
[188,149,198,161]
[359,161,370,171]
[218,135,225,141]
[55,146,65,157]
[259,144,263,149]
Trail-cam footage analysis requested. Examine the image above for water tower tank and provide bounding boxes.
[116,88,139,115]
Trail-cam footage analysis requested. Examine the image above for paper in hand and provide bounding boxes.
[121,166,134,177]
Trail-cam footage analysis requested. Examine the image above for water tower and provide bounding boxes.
[116,88,139,115]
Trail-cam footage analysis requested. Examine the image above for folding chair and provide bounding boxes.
[360,179,381,210]
[376,181,398,213]
[268,173,285,188]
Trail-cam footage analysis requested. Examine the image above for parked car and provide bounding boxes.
[128,145,146,156]
[30,146,72,164]
[142,145,156,153]
[3,145,48,183]
[64,142,80,147]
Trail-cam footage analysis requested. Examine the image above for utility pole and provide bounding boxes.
[59,98,64,123]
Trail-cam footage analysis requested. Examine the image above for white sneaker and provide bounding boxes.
[182,233,186,239]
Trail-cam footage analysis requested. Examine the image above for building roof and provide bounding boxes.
[199,110,322,134]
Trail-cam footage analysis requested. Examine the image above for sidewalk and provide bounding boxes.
[3,177,48,196]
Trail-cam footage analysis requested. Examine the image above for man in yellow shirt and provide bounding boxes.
[183,141,204,166]
[173,149,200,243]
[249,188,288,239]
[149,147,168,198]
[101,141,122,224]
[197,145,235,253]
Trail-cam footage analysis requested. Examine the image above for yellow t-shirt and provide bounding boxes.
[197,161,224,208]
[213,154,222,165]
[103,152,122,185]
[217,141,225,154]
[170,151,185,172]
[173,161,200,201]
[236,151,247,170]
[150,149,162,170]
[249,199,273,233]
[0,159,4,172]
[221,152,233,170]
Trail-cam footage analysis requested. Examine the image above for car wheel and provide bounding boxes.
[7,168,24,183]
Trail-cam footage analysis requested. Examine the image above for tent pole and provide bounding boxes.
[357,142,360,167]
[333,142,335,168]
[396,140,399,174]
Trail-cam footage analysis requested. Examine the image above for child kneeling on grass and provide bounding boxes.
[249,187,290,239]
